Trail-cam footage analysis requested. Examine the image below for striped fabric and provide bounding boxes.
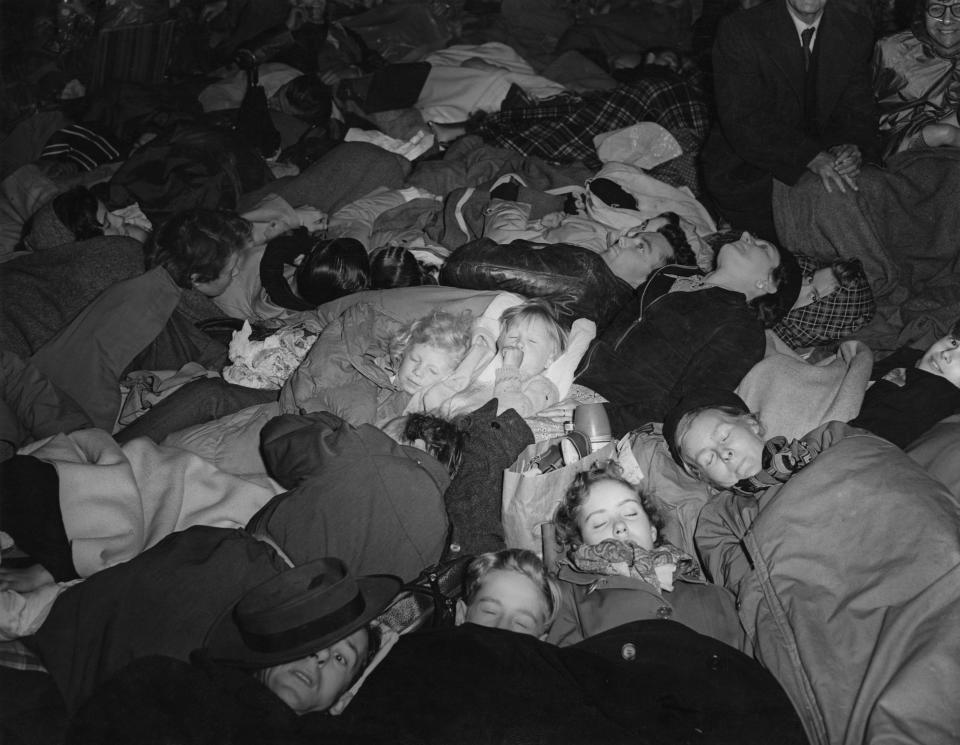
[90,20,176,90]
[40,123,122,171]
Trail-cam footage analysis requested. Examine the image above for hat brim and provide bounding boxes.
[203,574,401,669]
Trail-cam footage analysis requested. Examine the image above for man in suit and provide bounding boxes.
[702,0,880,241]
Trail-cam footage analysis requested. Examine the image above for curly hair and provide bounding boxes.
[402,412,468,478]
[392,309,473,363]
[553,460,665,553]
[144,209,252,288]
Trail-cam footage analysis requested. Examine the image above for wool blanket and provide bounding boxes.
[774,148,960,350]
[19,429,282,578]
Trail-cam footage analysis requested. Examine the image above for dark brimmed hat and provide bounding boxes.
[772,254,876,348]
[662,388,750,466]
[204,558,400,669]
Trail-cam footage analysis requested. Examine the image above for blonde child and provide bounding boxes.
[280,302,473,427]
[455,548,561,640]
[420,297,596,419]
[546,460,743,649]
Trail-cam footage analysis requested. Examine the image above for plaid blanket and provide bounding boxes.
[475,78,709,192]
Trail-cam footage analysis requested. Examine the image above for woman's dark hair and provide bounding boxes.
[831,257,866,289]
[52,186,103,240]
[281,74,333,124]
[370,246,435,289]
[295,236,371,306]
[553,460,665,553]
[145,209,252,288]
[655,212,696,267]
[402,412,467,478]
[748,244,803,328]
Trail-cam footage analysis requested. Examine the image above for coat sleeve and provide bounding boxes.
[712,15,823,186]
[822,23,881,163]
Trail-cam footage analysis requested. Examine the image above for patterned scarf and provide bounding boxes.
[568,539,701,595]
[732,435,818,496]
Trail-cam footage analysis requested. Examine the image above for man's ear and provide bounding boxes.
[454,598,467,626]
[329,690,354,716]
[189,272,201,288]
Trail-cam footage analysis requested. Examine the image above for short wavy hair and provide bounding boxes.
[295,236,371,307]
[462,548,562,629]
[145,209,251,288]
[498,298,568,356]
[553,460,665,553]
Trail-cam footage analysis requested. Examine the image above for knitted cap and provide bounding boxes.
[772,254,876,348]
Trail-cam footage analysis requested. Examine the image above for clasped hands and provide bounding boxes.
[807,143,862,194]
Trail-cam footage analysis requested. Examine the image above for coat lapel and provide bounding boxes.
[762,1,806,105]
[813,3,847,123]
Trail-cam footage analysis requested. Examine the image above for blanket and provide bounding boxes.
[774,149,960,350]
[736,339,874,440]
[0,237,145,358]
[18,429,283,578]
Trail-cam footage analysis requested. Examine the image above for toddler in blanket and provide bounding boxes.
[416,297,596,419]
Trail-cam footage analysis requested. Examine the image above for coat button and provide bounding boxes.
[621,643,637,661]
[736,599,742,610]
[709,654,721,671]
[656,606,672,619]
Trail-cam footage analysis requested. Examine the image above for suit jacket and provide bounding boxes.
[703,1,880,208]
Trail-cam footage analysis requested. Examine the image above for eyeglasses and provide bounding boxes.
[927,3,960,20]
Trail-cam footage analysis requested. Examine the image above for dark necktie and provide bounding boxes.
[801,26,815,72]
[802,26,817,133]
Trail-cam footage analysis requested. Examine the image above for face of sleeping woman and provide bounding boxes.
[395,343,458,395]
[715,232,781,300]
[925,0,960,57]
[577,479,658,550]
[678,409,765,488]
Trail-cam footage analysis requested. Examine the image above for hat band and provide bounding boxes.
[241,593,367,654]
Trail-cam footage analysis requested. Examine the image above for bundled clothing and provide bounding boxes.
[474,78,709,188]
[548,539,744,650]
[696,421,960,743]
[247,411,450,580]
[279,301,412,426]
[577,265,766,436]
[850,346,960,448]
[873,22,960,159]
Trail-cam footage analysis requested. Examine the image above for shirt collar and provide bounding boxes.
[788,7,822,45]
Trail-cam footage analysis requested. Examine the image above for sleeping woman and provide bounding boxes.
[550,230,802,436]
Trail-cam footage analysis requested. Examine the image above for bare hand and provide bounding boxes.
[537,397,579,423]
[807,151,857,194]
[828,144,862,179]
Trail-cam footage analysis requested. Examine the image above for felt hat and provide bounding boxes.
[204,558,400,669]
[662,388,750,466]
[772,254,876,349]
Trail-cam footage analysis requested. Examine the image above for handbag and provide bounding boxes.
[376,554,474,635]
[501,433,645,555]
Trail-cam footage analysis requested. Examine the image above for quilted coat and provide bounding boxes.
[695,421,960,745]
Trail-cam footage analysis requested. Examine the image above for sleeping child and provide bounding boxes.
[279,303,473,427]
[418,298,596,419]
[545,460,743,650]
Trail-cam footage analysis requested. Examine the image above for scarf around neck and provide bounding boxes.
[568,539,701,594]
[732,435,817,496]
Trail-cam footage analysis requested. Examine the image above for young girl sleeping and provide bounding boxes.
[545,460,744,649]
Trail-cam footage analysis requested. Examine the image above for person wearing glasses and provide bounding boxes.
[874,0,960,159]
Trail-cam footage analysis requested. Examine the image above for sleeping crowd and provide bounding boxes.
[2,0,960,742]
